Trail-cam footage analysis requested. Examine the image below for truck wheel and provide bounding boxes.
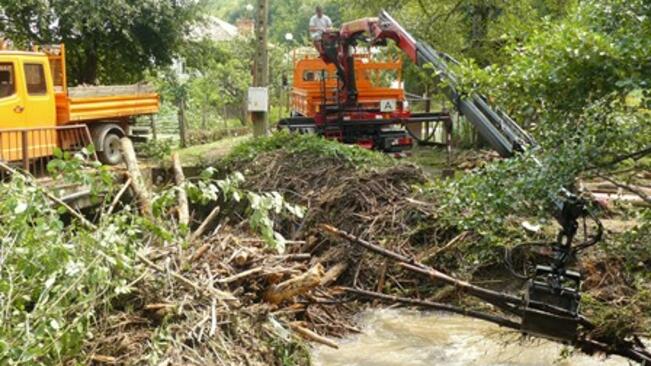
[98,133,123,165]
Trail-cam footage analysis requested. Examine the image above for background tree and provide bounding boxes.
[0,0,204,84]
[183,39,254,128]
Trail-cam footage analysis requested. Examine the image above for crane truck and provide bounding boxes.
[279,46,451,154]
[0,44,159,174]
[309,11,608,345]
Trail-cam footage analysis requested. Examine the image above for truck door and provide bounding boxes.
[21,60,56,128]
[0,60,24,128]
[0,59,26,161]
[21,59,57,160]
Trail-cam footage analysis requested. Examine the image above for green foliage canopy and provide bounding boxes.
[0,0,204,84]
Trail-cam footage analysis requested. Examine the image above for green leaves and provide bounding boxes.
[0,0,205,84]
[0,178,139,364]
[225,131,392,169]
[187,168,304,253]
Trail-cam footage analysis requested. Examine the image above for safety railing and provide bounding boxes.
[0,124,95,178]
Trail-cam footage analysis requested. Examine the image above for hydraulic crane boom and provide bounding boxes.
[320,10,537,157]
[318,10,605,342]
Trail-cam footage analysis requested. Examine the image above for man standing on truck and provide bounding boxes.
[309,6,332,49]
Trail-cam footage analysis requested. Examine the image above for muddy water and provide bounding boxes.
[312,309,628,366]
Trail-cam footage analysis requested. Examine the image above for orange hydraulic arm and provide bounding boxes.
[317,11,535,158]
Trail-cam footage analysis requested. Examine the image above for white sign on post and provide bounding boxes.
[380,99,397,112]
[248,87,269,112]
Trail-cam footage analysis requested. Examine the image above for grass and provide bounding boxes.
[405,146,452,177]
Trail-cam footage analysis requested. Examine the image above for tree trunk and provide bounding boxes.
[201,104,207,130]
[178,97,187,148]
[119,138,151,216]
[81,48,98,84]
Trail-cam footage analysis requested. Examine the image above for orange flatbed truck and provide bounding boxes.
[0,44,159,172]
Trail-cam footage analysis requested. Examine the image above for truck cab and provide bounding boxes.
[0,45,159,170]
[0,51,57,128]
[0,51,58,162]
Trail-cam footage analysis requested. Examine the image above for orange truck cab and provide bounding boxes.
[0,44,159,169]
[290,54,406,119]
[279,51,416,153]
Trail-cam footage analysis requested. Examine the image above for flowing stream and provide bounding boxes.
[312,309,628,366]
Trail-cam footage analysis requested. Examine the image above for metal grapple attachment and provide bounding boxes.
[521,265,581,341]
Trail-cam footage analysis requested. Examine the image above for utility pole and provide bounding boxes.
[251,0,269,137]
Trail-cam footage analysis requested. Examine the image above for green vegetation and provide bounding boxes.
[0,0,202,84]
[0,175,139,364]
[225,131,393,169]
[0,153,303,363]
[0,0,649,362]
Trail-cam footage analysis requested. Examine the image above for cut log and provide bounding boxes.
[264,264,324,305]
[171,152,189,226]
[119,138,151,216]
[289,322,339,349]
[320,262,348,287]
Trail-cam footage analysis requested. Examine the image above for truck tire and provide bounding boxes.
[98,132,123,165]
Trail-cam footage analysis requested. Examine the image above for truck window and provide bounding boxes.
[24,63,47,95]
[303,70,328,81]
[0,63,15,99]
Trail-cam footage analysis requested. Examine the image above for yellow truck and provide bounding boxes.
[0,44,159,172]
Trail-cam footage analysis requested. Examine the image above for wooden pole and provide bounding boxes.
[252,0,269,137]
[178,96,187,148]
[150,115,157,141]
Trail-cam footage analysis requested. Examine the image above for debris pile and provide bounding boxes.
[87,227,335,365]
[4,133,647,364]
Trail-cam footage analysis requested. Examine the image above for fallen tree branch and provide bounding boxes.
[120,138,151,216]
[216,266,263,284]
[171,152,190,226]
[289,322,339,349]
[320,224,516,310]
[188,243,211,263]
[320,262,348,287]
[264,264,324,305]
[342,287,520,329]
[190,206,221,242]
[137,253,236,302]
[596,174,651,205]
[418,231,468,262]
[106,177,132,215]
[0,161,97,230]
[321,224,651,364]
[590,146,651,170]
